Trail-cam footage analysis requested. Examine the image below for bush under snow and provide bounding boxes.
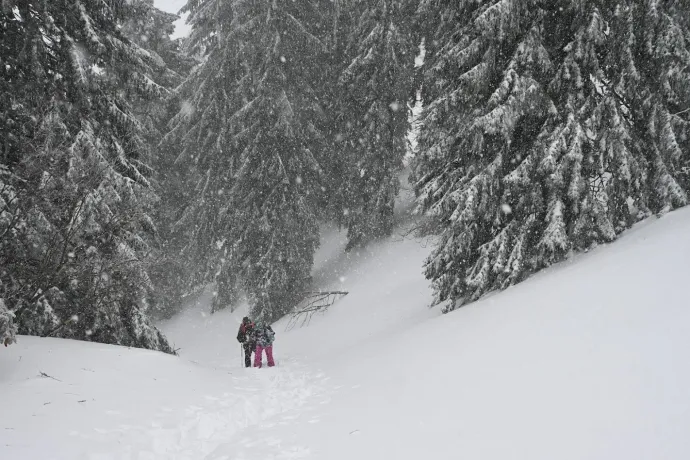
[0,299,17,347]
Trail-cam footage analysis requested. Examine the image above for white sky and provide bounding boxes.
[154,0,191,39]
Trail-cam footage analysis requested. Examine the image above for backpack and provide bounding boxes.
[256,324,275,347]
[237,322,255,343]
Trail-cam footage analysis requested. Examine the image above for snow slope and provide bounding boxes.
[161,199,690,460]
[0,335,332,459]
[269,209,690,460]
[3,179,690,459]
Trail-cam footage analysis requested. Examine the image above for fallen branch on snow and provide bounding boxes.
[285,291,348,331]
[39,371,62,382]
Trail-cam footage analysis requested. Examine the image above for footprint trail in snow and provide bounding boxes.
[83,357,333,460]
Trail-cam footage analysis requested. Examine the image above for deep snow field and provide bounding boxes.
[2,183,690,460]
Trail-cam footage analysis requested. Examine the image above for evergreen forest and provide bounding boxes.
[2,0,689,350]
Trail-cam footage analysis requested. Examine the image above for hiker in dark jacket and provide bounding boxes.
[236,317,256,368]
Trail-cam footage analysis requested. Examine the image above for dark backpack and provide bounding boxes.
[237,322,255,343]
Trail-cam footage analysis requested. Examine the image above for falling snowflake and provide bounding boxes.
[501,204,512,214]
[180,100,194,117]
[295,176,303,184]
[389,101,401,111]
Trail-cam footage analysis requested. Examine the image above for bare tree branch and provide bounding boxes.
[285,291,349,331]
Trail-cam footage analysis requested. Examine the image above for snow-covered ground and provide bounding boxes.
[3,182,690,459]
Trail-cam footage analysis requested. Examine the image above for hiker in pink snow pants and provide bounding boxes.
[253,322,276,368]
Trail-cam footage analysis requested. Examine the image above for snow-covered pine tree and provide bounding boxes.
[615,1,690,207]
[217,0,333,321]
[166,0,332,320]
[0,0,173,352]
[122,0,197,319]
[161,0,246,313]
[414,0,690,311]
[122,0,194,144]
[332,0,417,250]
[306,0,354,225]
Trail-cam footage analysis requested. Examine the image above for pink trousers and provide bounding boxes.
[254,345,275,368]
